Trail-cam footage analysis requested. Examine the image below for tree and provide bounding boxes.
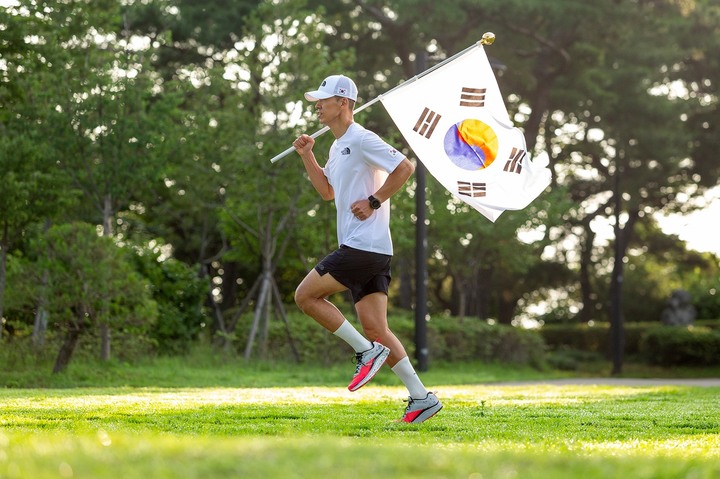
[123,0,355,356]
[33,1,180,360]
[620,219,719,324]
[305,0,572,320]
[676,0,720,195]
[28,222,156,373]
[130,240,208,355]
[314,1,720,331]
[126,0,263,81]
[3,0,718,365]
[217,0,355,356]
[0,1,77,341]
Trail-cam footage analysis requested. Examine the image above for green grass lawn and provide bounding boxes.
[1,357,719,478]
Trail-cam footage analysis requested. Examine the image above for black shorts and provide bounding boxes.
[315,245,392,303]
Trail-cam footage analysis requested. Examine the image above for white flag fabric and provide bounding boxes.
[380,45,551,222]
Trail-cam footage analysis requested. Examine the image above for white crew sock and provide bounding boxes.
[391,356,428,399]
[332,320,373,353]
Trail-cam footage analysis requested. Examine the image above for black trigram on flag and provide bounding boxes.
[413,107,442,139]
[503,147,526,174]
[458,181,486,198]
[459,87,486,107]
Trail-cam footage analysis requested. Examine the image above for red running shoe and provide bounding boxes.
[401,392,442,423]
[347,341,390,392]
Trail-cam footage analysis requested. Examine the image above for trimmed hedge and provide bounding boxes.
[539,321,720,367]
[639,326,720,367]
[426,318,546,367]
[538,322,650,357]
[235,311,547,368]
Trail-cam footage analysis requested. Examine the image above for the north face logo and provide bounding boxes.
[341,147,351,155]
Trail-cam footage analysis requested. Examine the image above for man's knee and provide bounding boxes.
[294,285,309,312]
[295,281,322,313]
[361,324,389,341]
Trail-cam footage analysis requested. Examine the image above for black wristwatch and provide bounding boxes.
[368,195,381,210]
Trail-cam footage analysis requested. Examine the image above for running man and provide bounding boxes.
[292,74,442,423]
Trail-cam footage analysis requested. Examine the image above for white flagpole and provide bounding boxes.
[269,32,496,164]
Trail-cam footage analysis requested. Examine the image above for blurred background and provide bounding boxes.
[1,0,718,374]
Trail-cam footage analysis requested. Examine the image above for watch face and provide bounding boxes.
[369,196,381,209]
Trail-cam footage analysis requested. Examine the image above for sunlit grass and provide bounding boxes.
[2,354,719,477]
[2,383,719,478]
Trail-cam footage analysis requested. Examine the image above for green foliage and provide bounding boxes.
[2,0,720,370]
[233,309,547,368]
[540,322,659,359]
[619,222,719,323]
[425,317,547,367]
[130,242,208,355]
[686,269,720,320]
[546,347,605,371]
[22,222,158,369]
[640,326,720,367]
[125,0,263,78]
[541,323,611,355]
[541,321,720,368]
[0,137,67,242]
[219,0,357,263]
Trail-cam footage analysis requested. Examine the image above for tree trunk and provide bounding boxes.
[220,260,241,311]
[259,271,272,358]
[0,218,9,341]
[397,257,414,310]
[457,288,467,322]
[520,35,570,154]
[474,267,493,321]
[205,263,228,348]
[0,239,6,341]
[578,223,597,323]
[497,290,517,325]
[244,272,271,359]
[99,323,111,361]
[100,195,113,361]
[33,220,52,348]
[610,202,639,376]
[53,319,85,374]
[271,278,300,362]
[223,275,262,351]
[33,304,49,349]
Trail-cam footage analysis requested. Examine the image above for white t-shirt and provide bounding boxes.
[322,122,405,255]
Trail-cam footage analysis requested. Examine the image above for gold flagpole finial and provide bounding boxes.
[480,32,495,46]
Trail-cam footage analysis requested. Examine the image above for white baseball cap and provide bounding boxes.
[304,75,358,102]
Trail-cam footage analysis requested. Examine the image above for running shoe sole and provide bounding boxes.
[403,401,443,423]
[348,344,390,391]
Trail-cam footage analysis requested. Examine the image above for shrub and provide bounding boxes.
[428,318,546,367]
[130,244,208,355]
[539,323,610,355]
[546,347,605,371]
[639,326,720,367]
[27,222,158,373]
[687,274,720,320]
[234,311,547,369]
[539,322,668,358]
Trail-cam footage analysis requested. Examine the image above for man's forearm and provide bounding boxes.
[300,151,334,200]
[372,158,415,203]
